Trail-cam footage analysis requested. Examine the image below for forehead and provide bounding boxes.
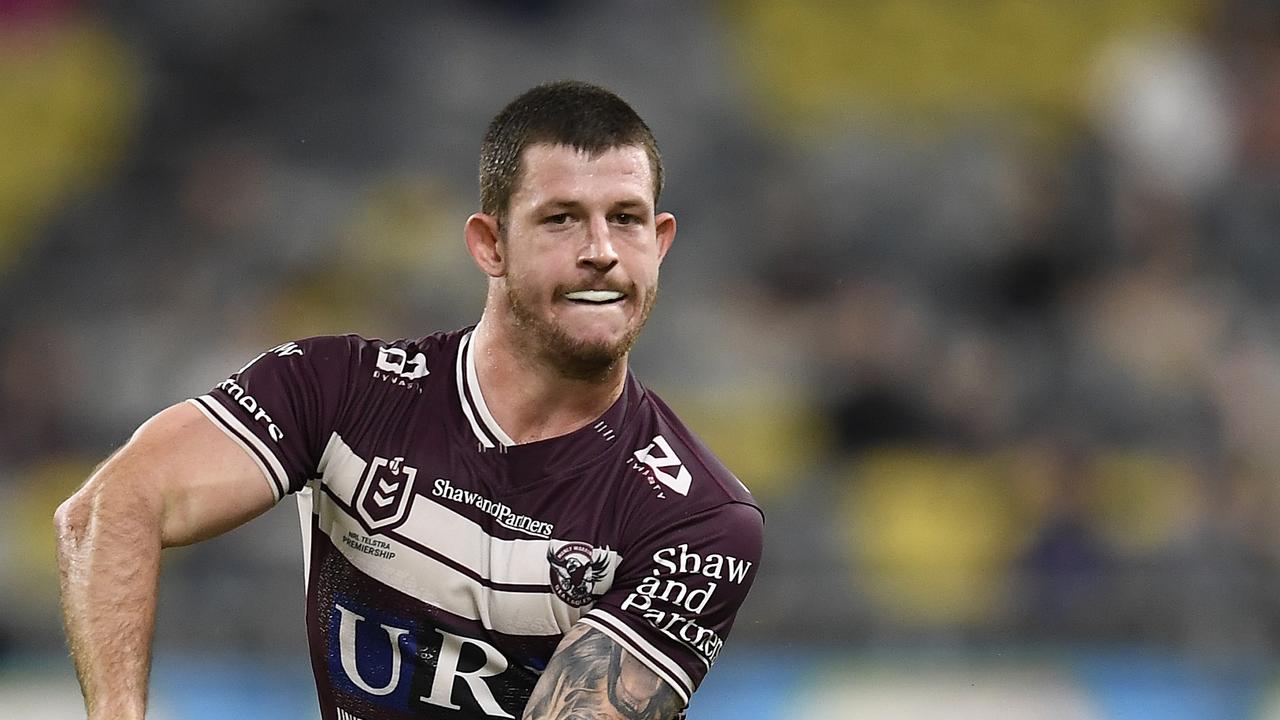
[512,143,655,207]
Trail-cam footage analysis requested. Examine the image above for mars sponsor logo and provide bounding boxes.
[216,377,285,442]
[546,541,619,608]
[620,544,753,664]
[329,601,517,718]
[374,347,428,392]
[354,456,419,534]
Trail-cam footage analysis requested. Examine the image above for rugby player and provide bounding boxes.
[55,80,764,720]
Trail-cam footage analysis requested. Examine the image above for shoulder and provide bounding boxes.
[350,329,463,378]
[628,384,760,514]
[236,334,370,375]
[302,329,463,363]
[262,329,465,376]
[223,331,467,407]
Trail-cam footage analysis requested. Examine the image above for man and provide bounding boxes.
[55,80,764,720]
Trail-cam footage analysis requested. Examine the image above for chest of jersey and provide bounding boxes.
[301,417,631,719]
[313,407,628,611]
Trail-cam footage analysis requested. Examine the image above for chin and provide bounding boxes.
[548,331,632,379]
[525,317,642,379]
[506,283,652,378]
[568,324,629,351]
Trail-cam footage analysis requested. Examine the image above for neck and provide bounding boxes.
[469,315,628,445]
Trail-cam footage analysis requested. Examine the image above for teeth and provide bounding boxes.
[564,290,623,303]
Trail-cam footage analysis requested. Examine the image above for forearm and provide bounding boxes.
[523,624,682,720]
[52,402,278,718]
[55,463,164,720]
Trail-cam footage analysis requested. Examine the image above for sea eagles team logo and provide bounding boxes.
[547,541,619,608]
[354,456,419,534]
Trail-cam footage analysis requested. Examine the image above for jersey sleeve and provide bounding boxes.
[186,337,354,502]
[580,500,764,706]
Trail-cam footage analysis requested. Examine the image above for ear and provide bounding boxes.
[465,213,506,277]
[655,211,677,264]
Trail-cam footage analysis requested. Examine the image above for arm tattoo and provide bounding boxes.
[523,624,684,720]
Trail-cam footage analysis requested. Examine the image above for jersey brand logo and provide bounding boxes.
[271,341,304,357]
[376,347,429,380]
[234,341,305,375]
[633,435,692,496]
[354,456,419,534]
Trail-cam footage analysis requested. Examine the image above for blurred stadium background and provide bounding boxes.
[3,0,1280,717]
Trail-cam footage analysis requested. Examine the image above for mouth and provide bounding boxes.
[563,289,626,305]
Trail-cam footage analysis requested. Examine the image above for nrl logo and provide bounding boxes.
[354,455,419,534]
[547,541,619,608]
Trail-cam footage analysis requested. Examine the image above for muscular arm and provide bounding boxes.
[54,402,276,719]
[523,624,684,720]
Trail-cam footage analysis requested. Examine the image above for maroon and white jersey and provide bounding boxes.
[187,328,763,720]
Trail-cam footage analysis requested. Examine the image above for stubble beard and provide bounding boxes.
[504,279,657,382]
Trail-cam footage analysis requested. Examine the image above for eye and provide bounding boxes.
[612,213,639,225]
[545,213,571,225]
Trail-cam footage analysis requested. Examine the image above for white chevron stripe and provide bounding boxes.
[318,431,366,500]
[313,487,578,636]
[318,432,564,582]
[313,431,590,634]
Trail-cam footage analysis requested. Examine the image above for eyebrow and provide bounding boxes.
[535,198,651,212]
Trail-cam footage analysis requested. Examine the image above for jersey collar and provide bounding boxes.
[456,330,517,449]
[454,330,637,473]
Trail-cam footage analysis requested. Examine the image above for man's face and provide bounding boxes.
[497,143,674,378]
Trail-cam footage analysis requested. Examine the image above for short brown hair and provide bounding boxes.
[479,80,664,224]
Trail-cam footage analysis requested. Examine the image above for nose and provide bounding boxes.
[578,216,619,272]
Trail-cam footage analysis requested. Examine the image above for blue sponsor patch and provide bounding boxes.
[326,597,421,710]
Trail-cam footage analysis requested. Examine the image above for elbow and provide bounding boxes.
[54,491,91,555]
